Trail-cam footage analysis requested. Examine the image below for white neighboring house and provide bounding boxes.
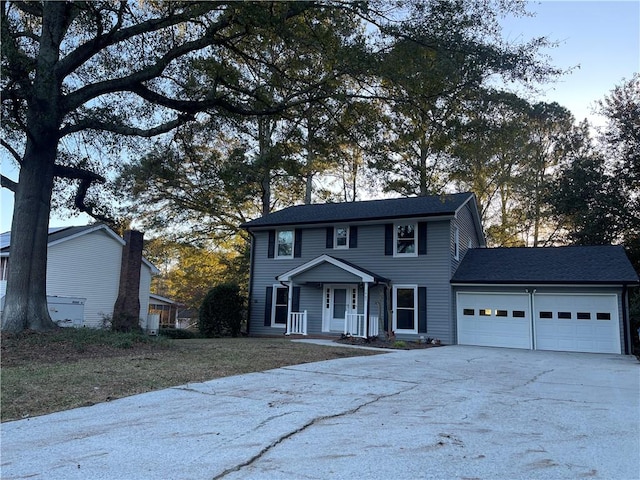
[0,224,159,329]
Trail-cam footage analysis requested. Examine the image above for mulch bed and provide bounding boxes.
[334,335,442,350]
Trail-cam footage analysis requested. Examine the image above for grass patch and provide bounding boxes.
[1,330,380,422]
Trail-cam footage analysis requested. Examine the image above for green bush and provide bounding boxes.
[198,283,245,337]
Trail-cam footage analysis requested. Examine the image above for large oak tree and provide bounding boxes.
[1,0,560,333]
[0,0,362,332]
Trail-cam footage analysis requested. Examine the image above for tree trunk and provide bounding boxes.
[1,2,67,333]
[1,144,57,333]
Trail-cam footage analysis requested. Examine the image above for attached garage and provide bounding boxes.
[534,293,620,354]
[452,246,639,355]
[457,292,531,349]
[456,291,621,354]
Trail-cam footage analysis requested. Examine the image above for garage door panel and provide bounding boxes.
[534,294,620,354]
[457,293,531,349]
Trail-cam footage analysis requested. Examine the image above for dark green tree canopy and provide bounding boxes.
[1,0,561,333]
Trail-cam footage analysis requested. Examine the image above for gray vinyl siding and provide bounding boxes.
[451,202,482,275]
[451,285,625,351]
[248,219,456,342]
[294,262,362,284]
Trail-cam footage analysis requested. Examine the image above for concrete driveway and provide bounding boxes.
[1,345,638,480]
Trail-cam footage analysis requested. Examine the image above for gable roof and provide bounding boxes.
[276,254,390,283]
[451,246,639,285]
[1,224,159,273]
[241,192,476,229]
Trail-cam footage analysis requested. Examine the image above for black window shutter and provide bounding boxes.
[267,230,275,258]
[326,227,334,248]
[383,286,389,332]
[418,287,427,333]
[418,222,427,255]
[349,226,358,248]
[294,229,302,258]
[292,286,301,312]
[384,224,393,256]
[264,286,273,326]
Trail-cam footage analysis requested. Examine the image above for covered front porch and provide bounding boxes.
[276,255,389,338]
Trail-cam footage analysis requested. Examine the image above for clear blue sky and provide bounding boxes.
[1,0,639,233]
[500,0,640,125]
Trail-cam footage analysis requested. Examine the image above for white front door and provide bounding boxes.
[323,285,357,332]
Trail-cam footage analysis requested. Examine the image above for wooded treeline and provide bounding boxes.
[1,1,637,328]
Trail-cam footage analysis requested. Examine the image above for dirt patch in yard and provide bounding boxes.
[0,329,382,422]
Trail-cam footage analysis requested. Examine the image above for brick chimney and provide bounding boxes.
[112,230,143,332]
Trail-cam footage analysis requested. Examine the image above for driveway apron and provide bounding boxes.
[1,345,638,480]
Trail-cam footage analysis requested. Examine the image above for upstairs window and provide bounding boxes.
[277,230,293,258]
[335,227,349,249]
[395,223,416,256]
[0,257,8,281]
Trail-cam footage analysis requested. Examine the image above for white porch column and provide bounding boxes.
[286,281,293,334]
[363,282,369,337]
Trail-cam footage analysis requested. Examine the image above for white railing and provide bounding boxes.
[368,315,379,337]
[345,313,380,338]
[286,310,307,336]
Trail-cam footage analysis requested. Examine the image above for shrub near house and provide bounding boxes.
[199,284,245,337]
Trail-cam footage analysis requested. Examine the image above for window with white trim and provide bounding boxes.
[272,286,288,327]
[454,227,460,260]
[0,257,8,281]
[393,285,418,333]
[276,230,294,258]
[395,223,416,256]
[335,227,349,249]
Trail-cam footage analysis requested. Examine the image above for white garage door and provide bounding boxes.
[534,294,621,354]
[457,293,531,349]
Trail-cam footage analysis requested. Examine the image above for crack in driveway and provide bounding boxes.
[211,384,418,479]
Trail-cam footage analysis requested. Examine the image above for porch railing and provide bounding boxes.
[345,313,379,338]
[286,310,307,336]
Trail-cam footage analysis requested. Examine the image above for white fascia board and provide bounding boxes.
[456,194,486,247]
[47,224,126,248]
[277,254,375,283]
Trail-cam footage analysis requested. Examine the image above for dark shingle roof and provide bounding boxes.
[1,225,106,253]
[241,193,474,228]
[451,246,639,285]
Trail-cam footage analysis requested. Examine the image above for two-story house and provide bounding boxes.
[242,192,639,355]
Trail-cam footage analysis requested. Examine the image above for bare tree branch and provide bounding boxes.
[1,174,18,192]
[1,139,23,165]
[56,2,228,90]
[59,113,193,138]
[53,165,113,223]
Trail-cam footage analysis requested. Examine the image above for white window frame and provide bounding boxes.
[0,257,8,281]
[334,226,349,249]
[394,222,417,257]
[393,285,418,334]
[271,284,288,328]
[276,230,294,259]
[454,227,460,260]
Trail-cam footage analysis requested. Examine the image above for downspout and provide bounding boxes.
[246,231,256,336]
[622,284,630,355]
[529,289,537,350]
